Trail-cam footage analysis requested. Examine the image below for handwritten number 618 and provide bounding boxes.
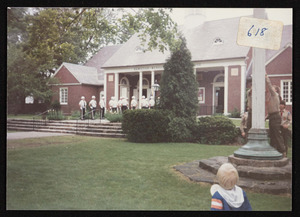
[247,25,268,37]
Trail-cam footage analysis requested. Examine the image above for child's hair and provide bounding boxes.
[216,163,239,190]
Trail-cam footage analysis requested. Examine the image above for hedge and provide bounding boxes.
[192,116,239,145]
[122,109,170,143]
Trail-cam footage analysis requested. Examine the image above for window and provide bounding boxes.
[121,78,128,85]
[25,96,34,104]
[142,78,149,86]
[213,37,224,45]
[60,87,68,105]
[281,80,292,105]
[198,87,205,104]
[215,75,224,83]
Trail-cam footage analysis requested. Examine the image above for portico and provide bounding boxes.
[104,65,163,109]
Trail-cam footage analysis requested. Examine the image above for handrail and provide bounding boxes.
[76,108,102,134]
[32,110,49,130]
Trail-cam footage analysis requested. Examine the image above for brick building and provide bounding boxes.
[50,45,121,115]
[51,11,292,116]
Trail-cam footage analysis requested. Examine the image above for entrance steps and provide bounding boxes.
[7,118,126,138]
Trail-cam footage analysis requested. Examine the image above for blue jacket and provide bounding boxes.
[211,190,252,211]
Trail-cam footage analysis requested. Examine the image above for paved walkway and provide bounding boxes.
[7,131,73,140]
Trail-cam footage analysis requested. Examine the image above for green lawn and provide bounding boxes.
[229,118,270,128]
[7,136,292,210]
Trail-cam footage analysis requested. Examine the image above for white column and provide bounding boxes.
[252,9,266,129]
[151,70,155,98]
[193,67,196,76]
[104,71,107,112]
[240,64,246,115]
[252,48,266,129]
[224,66,229,115]
[139,71,143,109]
[114,72,119,101]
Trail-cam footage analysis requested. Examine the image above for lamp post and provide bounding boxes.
[152,80,160,107]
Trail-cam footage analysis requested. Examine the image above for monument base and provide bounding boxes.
[234,128,282,160]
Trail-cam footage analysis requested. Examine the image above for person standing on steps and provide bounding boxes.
[89,96,97,120]
[79,96,87,120]
[99,96,106,119]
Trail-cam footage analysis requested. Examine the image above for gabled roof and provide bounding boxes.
[85,44,122,80]
[185,16,250,61]
[265,25,292,63]
[102,16,250,68]
[53,62,102,85]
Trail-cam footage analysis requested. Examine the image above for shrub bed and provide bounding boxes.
[122,109,170,143]
[192,116,239,145]
[47,110,66,120]
[105,112,123,122]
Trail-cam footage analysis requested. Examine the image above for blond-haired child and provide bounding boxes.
[210,163,252,211]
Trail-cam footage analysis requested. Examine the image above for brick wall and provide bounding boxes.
[228,66,241,113]
[51,66,103,115]
[266,47,292,115]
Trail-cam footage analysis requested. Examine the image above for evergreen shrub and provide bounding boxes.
[167,117,194,142]
[192,116,239,145]
[47,110,66,120]
[105,112,123,122]
[229,107,241,118]
[122,109,170,143]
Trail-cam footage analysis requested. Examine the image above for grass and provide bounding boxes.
[7,136,292,210]
[229,118,270,128]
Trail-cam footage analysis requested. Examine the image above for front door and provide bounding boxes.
[216,87,224,113]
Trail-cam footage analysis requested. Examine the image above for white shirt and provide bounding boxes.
[131,99,137,107]
[122,98,129,106]
[141,98,149,107]
[79,100,86,109]
[89,99,97,108]
[99,99,105,108]
[149,99,155,107]
[112,100,118,108]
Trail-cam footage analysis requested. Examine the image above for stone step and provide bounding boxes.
[8,118,122,126]
[198,156,292,180]
[174,160,292,195]
[7,127,125,138]
[7,123,122,133]
[7,118,125,139]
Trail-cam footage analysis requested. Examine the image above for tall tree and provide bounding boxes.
[159,36,198,142]
[23,8,180,77]
[7,7,180,114]
[160,36,199,119]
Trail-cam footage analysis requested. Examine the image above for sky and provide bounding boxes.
[170,8,292,25]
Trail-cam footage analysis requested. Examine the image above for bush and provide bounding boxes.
[122,109,170,143]
[192,116,239,145]
[51,100,61,112]
[105,112,123,122]
[47,110,66,120]
[167,117,194,142]
[229,107,241,118]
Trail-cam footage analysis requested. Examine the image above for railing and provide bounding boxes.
[197,105,224,116]
[76,108,104,134]
[32,110,49,131]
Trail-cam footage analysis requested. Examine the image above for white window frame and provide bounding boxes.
[281,80,292,105]
[59,87,68,105]
[198,87,205,104]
